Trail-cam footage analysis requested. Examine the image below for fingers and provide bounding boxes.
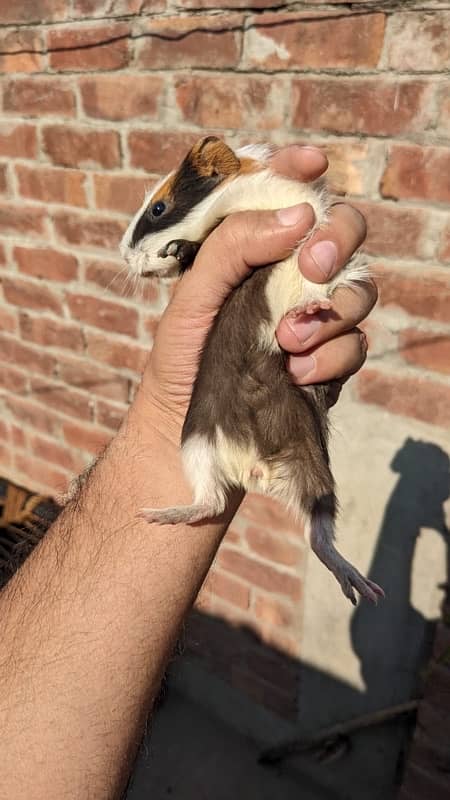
[276,280,378,355]
[287,329,368,386]
[269,144,328,183]
[299,203,367,283]
[170,203,315,319]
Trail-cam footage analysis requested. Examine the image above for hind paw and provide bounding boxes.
[337,566,385,606]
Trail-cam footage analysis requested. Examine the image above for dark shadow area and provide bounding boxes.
[128,438,450,800]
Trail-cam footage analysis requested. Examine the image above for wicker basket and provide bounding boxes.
[0,478,60,589]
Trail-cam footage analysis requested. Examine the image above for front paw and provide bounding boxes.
[157,239,200,270]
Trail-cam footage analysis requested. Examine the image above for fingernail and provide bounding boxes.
[309,240,337,279]
[289,355,316,381]
[286,315,321,344]
[277,203,309,226]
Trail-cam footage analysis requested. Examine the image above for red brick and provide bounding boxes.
[178,0,274,7]
[0,123,37,158]
[15,165,87,207]
[399,329,450,377]
[52,210,125,250]
[96,399,127,430]
[14,451,70,495]
[30,433,85,473]
[0,333,56,377]
[0,306,17,334]
[358,368,450,429]
[73,0,145,13]
[292,78,432,136]
[30,377,94,422]
[43,125,121,169]
[5,395,60,436]
[244,12,385,69]
[387,11,450,71]
[381,145,450,204]
[0,0,66,24]
[2,275,63,315]
[93,173,146,215]
[437,88,450,135]
[0,419,9,441]
[143,315,160,341]
[13,246,78,283]
[377,265,450,325]
[137,14,242,69]
[56,354,129,402]
[245,527,302,567]
[80,74,162,121]
[231,669,297,719]
[0,363,27,393]
[0,29,44,73]
[20,312,83,352]
[128,130,200,174]
[3,77,76,116]
[175,74,284,129]
[48,23,130,71]
[0,203,46,238]
[253,594,296,628]
[11,424,26,448]
[204,568,250,610]
[66,292,138,337]
[257,625,300,660]
[217,547,301,600]
[62,420,111,455]
[355,201,429,260]
[85,330,148,373]
[0,443,11,470]
[239,493,303,536]
[84,258,132,296]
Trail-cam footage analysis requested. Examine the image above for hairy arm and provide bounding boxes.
[0,405,237,799]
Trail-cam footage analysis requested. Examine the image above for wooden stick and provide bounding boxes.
[259,699,419,765]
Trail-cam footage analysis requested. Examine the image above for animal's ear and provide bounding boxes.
[190,136,240,180]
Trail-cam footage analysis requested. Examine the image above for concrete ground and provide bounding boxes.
[127,690,335,800]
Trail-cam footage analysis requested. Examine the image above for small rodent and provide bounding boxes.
[120,136,384,606]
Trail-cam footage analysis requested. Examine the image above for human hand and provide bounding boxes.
[139,145,376,435]
[272,146,377,405]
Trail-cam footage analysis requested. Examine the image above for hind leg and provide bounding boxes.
[309,497,385,605]
[138,434,227,525]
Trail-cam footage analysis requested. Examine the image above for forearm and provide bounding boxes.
[0,394,235,800]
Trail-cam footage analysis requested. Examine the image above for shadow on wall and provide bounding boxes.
[130,438,450,800]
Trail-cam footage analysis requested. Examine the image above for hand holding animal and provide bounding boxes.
[121,138,384,606]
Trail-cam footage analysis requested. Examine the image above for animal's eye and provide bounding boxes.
[151,201,166,217]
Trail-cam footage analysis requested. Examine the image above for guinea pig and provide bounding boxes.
[120,136,384,606]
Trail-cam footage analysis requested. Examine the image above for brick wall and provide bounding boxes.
[0,0,449,720]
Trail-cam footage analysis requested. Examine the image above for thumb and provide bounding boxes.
[168,203,315,322]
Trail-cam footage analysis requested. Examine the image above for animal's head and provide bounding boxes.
[120,136,242,277]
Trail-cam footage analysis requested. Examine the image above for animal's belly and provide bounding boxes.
[256,254,304,351]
